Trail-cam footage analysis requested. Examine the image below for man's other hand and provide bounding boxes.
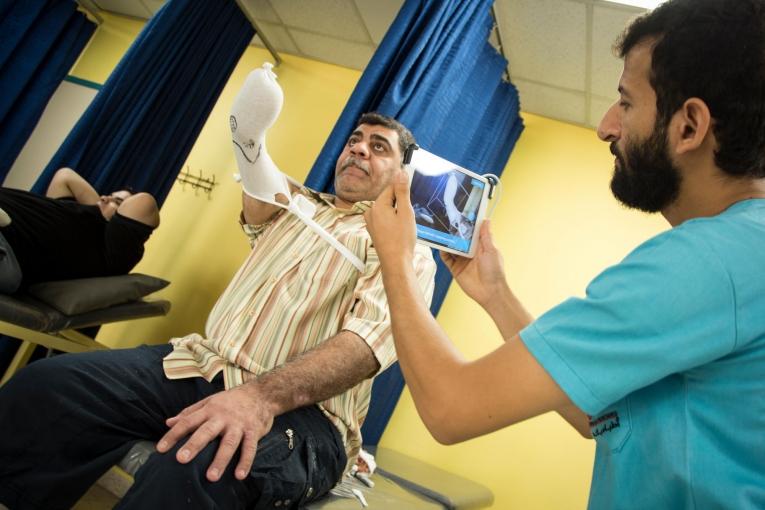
[157,382,276,482]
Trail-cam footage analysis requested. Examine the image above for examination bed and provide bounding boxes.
[110,442,494,509]
[0,273,171,385]
[0,273,492,508]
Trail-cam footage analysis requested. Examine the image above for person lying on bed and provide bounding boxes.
[0,167,160,293]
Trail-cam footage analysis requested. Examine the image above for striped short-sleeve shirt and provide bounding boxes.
[163,188,436,469]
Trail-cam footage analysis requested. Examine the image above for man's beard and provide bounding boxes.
[610,121,681,213]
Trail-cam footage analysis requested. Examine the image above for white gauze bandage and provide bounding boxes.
[230,63,363,271]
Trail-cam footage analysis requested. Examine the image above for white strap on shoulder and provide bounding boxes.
[287,196,365,272]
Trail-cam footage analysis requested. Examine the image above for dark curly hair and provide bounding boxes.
[357,112,416,161]
[617,0,765,177]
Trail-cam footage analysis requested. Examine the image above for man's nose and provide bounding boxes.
[350,141,369,158]
[597,102,621,143]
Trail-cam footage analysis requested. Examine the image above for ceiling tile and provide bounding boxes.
[289,29,374,70]
[93,0,152,18]
[243,0,281,24]
[500,0,587,91]
[140,0,166,15]
[589,95,616,128]
[514,78,587,126]
[591,5,639,98]
[270,0,370,43]
[251,21,300,55]
[84,0,660,132]
[353,0,404,45]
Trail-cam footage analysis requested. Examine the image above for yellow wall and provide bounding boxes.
[380,113,668,508]
[69,13,669,510]
[71,12,146,84]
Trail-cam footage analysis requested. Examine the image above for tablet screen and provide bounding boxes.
[408,150,486,255]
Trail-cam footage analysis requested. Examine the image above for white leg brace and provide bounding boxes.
[230,63,363,271]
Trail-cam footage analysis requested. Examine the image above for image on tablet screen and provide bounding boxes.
[409,158,486,254]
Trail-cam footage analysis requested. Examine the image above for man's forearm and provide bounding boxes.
[483,287,534,341]
[378,261,467,442]
[46,168,99,204]
[242,330,380,416]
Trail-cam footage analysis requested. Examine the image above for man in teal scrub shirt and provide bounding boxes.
[365,0,765,508]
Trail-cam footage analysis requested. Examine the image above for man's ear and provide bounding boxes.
[671,97,713,155]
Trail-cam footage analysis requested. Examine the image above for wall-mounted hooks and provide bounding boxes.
[176,166,218,198]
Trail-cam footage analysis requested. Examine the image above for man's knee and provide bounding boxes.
[122,439,239,507]
[133,438,217,481]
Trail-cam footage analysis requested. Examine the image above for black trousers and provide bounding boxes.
[0,344,346,510]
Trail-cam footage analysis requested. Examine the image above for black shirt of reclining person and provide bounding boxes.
[0,188,154,287]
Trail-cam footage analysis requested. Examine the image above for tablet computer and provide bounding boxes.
[405,146,491,258]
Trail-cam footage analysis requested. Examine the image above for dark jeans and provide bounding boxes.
[0,344,346,510]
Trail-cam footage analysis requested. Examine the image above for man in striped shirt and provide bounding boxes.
[0,113,436,510]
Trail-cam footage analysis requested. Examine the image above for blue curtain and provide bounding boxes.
[305,0,524,445]
[0,0,95,181]
[0,0,254,374]
[31,0,254,204]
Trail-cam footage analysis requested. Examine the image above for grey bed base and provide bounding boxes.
[0,287,170,385]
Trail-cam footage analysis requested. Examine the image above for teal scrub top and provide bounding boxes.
[521,199,765,509]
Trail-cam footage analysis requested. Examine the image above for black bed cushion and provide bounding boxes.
[26,273,169,316]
